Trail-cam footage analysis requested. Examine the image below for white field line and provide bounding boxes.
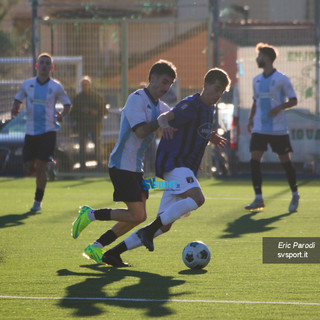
[0,295,319,306]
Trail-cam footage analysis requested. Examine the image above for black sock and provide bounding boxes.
[35,188,44,202]
[250,159,262,195]
[109,242,128,256]
[281,161,298,192]
[94,208,111,221]
[96,229,117,247]
[146,216,163,235]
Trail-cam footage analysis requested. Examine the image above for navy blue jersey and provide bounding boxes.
[156,93,215,179]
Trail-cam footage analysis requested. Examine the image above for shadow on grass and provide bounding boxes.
[0,210,39,229]
[57,264,186,318]
[178,269,207,275]
[220,210,296,238]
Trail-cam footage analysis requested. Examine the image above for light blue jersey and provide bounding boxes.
[109,88,170,172]
[15,77,71,135]
[252,70,296,135]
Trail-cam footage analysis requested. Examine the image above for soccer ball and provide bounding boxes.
[182,241,211,270]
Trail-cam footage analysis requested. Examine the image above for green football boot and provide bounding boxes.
[83,244,103,264]
[72,205,93,239]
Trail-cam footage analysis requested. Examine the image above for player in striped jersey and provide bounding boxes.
[245,43,299,212]
[101,68,231,265]
[11,53,71,212]
[72,60,177,265]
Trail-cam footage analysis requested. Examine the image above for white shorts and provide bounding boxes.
[158,167,201,215]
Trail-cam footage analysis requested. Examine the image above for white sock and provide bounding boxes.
[124,228,164,250]
[87,210,96,221]
[91,241,103,248]
[160,197,198,226]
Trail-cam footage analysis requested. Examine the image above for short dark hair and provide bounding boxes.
[148,59,177,82]
[37,52,53,64]
[256,42,277,62]
[204,68,231,92]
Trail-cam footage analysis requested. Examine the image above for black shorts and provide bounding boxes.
[250,133,293,155]
[23,131,56,163]
[108,166,149,202]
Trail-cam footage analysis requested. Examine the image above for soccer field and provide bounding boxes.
[0,176,319,319]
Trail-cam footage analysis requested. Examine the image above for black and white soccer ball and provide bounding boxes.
[182,241,211,270]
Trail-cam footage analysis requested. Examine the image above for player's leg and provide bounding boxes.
[102,191,178,266]
[245,133,266,211]
[72,168,148,239]
[272,135,299,212]
[83,193,148,264]
[137,168,203,251]
[23,135,37,176]
[24,132,56,211]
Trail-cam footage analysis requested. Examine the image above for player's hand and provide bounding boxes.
[11,106,21,118]
[158,112,177,139]
[247,118,253,133]
[56,113,64,123]
[268,105,283,117]
[209,131,228,151]
[161,126,177,140]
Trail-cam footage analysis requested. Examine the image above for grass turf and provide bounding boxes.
[0,176,319,319]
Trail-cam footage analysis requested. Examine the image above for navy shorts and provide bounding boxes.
[23,131,56,163]
[108,166,149,202]
[250,133,293,155]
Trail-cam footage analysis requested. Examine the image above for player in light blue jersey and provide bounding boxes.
[245,43,299,212]
[11,53,71,212]
[72,60,177,265]
[101,68,231,265]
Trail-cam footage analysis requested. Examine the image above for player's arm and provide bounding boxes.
[247,100,256,133]
[56,104,72,123]
[134,111,175,139]
[11,100,22,118]
[156,111,175,140]
[268,97,297,117]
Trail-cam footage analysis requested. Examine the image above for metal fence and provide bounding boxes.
[0,0,319,176]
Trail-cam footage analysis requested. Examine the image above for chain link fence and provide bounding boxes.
[0,0,319,176]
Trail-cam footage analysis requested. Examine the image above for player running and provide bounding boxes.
[72,60,177,265]
[101,68,231,266]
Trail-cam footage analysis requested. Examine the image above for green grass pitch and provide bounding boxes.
[0,176,319,319]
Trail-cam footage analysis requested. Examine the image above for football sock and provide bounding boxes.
[87,210,96,221]
[124,228,163,250]
[95,229,117,247]
[281,161,298,192]
[93,208,111,221]
[144,197,198,236]
[109,241,128,256]
[91,242,103,248]
[255,194,263,201]
[250,159,262,195]
[35,188,44,202]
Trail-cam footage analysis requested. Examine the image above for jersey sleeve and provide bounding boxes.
[252,76,259,101]
[57,83,71,106]
[14,80,28,102]
[282,75,296,99]
[170,101,195,127]
[159,101,171,114]
[123,93,148,129]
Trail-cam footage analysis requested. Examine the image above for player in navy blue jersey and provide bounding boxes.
[101,68,231,266]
